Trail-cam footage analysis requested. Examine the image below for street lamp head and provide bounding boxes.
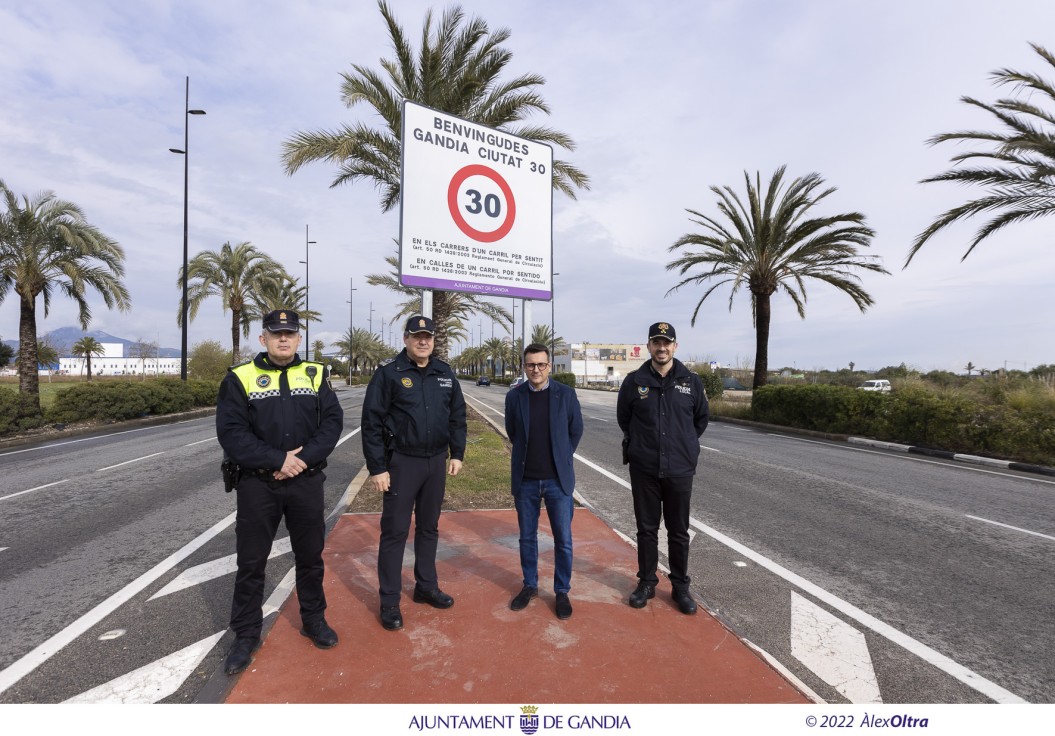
[169,148,185,154]
[189,109,206,115]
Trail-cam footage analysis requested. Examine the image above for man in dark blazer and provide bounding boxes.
[504,343,584,619]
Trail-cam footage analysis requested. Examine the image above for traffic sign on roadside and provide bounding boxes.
[399,100,553,300]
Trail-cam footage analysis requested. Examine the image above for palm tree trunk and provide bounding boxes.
[231,309,241,363]
[17,293,42,416]
[86,355,93,381]
[752,292,772,389]
[433,291,451,361]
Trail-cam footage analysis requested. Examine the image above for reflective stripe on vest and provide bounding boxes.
[231,361,322,401]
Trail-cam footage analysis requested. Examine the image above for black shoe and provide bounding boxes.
[413,585,454,609]
[510,586,538,611]
[224,636,260,675]
[380,605,403,631]
[673,588,698,615]
[629,581,655,609]
[555,592,573,620]
[300,618,339,648]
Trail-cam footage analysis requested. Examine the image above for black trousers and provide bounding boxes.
[230,472,327,639]
[377,451,448,607]
[629,469,693,589]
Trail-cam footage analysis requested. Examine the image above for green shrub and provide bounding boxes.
[0,387,46,433]
[553,372,577,387]
[695,368,724,401]
[43,378,220,425]
[750,381,1055,465]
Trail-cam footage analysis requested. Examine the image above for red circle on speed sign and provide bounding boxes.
[447,164,516,243]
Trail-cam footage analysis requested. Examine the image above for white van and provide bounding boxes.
[857,379,891,393]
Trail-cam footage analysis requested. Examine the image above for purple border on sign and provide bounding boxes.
[402,274,551,301]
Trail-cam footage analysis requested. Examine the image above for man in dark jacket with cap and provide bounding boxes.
[361,315,467,631]
[616,322,708,615]
[215,309,344,674]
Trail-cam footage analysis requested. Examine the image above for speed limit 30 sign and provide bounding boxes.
[399,100,553,300]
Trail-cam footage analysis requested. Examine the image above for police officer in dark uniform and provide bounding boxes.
[616,322,709,615]
[216,309,344,674]
[361,315,467,631]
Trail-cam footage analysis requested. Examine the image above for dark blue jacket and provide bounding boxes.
[505,379,584,495]
[616,358,708,478]
[361,348,467,474]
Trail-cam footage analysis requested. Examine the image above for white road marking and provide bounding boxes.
[64,631,226,704]
[573,453,630,487]
[791,591,882,703]
[701,445,721,452]
[733,561,747,567]
[263,566,298,619]
[0,479,69,503]
[965,515,1055,542]
[687,516,1026,703]
[0,547,8,553]
[0,511,236,696]
[184,437,216,447]
[148,538,293,601]
[335,426,361,447]
[586,415,610,422]
[96,452,165,472]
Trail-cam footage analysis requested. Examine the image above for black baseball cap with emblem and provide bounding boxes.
[648,321,676,342]
[262,309,301,333]
[404,315,436,335]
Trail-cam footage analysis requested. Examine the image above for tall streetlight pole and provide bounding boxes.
[169,76,205,381]
[346,278,357,383]
[369,301,375,338]
[299,225,317,353]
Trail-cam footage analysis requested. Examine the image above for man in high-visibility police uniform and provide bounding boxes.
[216,309,344,675]
[362,315,466,631]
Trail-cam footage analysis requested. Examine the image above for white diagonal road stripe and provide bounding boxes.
[64,631,226,704]
[791,591,882,703]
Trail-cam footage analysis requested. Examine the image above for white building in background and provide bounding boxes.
[562,343,649,386]
[57,342,181,376]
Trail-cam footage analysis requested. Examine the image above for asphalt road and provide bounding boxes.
[0,380,1051,704]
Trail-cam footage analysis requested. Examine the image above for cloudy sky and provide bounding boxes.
[2,0,1052,373]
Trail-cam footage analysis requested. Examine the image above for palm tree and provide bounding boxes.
[36,339,60,383]
[282,2,587,359]
[908,43,1055,265]
[72,336,106,381]
[251,274,322,328]
[0,180,130,413]
[366,251,511,360]
[482,336,506,377]
[965,361,976,377]
[311,339,326,362]
[666,167,888,389]
[179,241,284,362]
[334,327,387,380]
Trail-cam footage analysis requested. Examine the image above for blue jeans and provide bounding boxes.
[514,478,574,593]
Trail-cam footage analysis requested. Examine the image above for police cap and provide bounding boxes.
[262,309,301,333]
[648,322,676,342]
[404,315,436,336]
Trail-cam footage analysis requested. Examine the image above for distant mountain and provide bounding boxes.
[2,326,181,358]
